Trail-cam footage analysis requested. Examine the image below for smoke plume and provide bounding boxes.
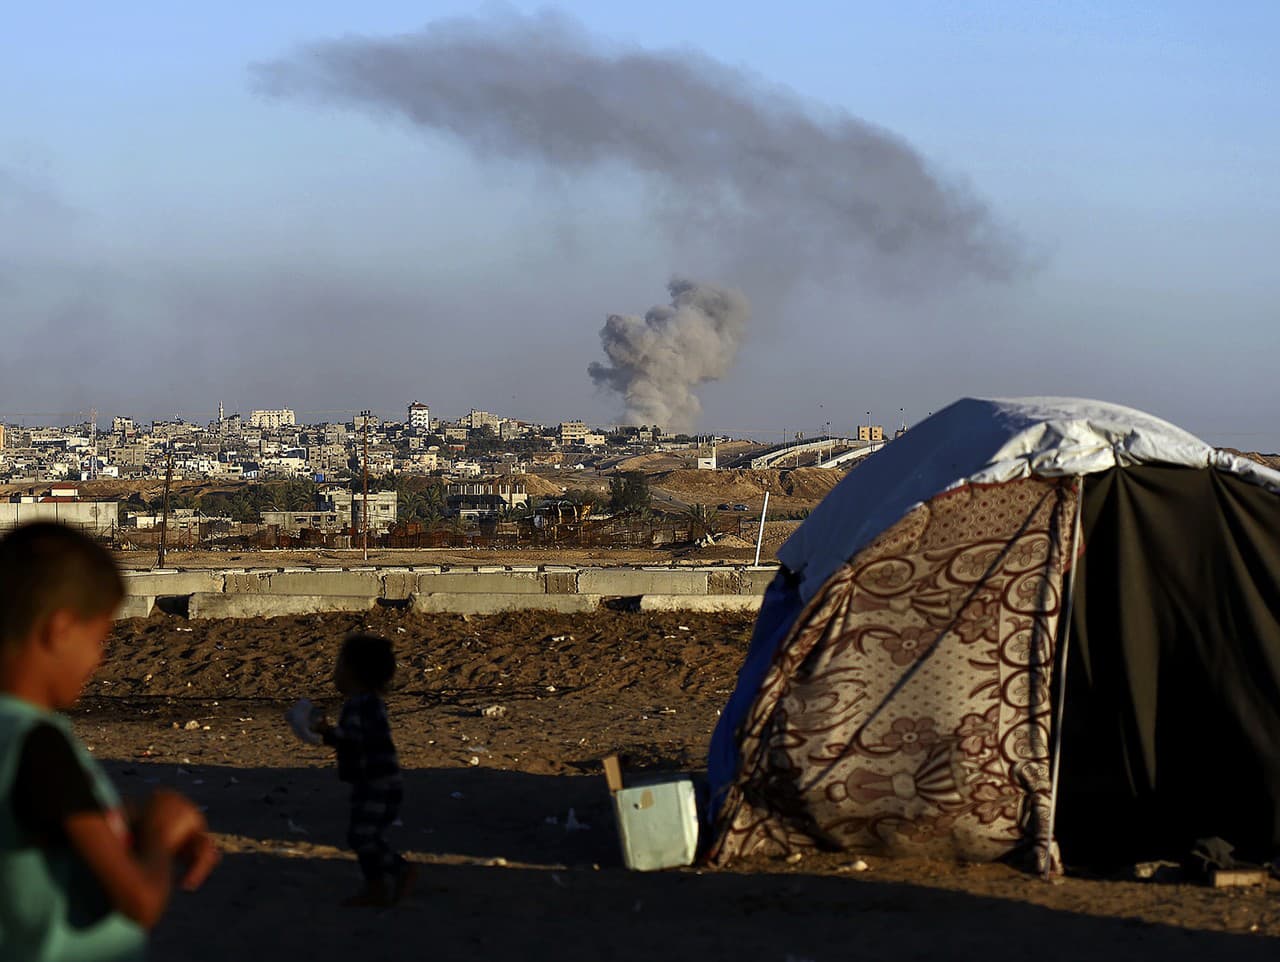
[588,279,749,434]
[253,10,1027,429]
[252,10,1023,289]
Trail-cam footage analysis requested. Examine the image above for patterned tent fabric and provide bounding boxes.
[710,477,1077,867]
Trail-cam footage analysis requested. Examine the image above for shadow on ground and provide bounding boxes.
[104,761,1277,962]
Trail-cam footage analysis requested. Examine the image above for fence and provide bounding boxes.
[111,515,747,551]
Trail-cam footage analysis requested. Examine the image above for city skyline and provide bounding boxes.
[0,397,956,445]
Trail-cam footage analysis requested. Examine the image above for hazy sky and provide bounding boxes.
[3,2,1277,448]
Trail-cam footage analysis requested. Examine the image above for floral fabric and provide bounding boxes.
[709,478,1077,867]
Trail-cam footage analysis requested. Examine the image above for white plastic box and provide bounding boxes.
[612,776,699,871]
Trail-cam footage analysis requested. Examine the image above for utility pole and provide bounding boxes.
[157,444,173,568]
[754,490,770,567]
[361,410,371,561]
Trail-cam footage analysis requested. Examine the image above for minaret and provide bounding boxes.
[218,400,224,424]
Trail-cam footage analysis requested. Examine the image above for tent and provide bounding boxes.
[706,397,1280,873]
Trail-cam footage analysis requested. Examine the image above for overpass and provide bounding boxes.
[746,436,866,470]
[817,441,884,469]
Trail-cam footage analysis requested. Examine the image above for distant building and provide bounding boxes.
[123,508,204,531]
[262,487,397,535]
[558,421,588,446]
[466,409,501,432]
[2,488,118,537]
[0,424,5,450]
[446,480,528,520]
[250,409,296,430]
[260,508,341,534]
[260,455,311,478]
[499,420,528,441]
[404,451,439,472]
[408,402,431,430]
[107,444,150,470]
[319,487,398,534]
[307,443,348,477]
[111,416,135,435]
[857,425,885,443]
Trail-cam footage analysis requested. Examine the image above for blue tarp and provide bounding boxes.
[704,572,802,822]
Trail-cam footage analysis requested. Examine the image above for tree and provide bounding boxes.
[608,471,651,514]
[467,425,502,454]
[397,478,446,524]
[683,504,720,540]
[560,488,596,507]
[276,478,317,510]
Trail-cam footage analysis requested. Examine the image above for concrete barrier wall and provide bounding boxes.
[116,564,779,619]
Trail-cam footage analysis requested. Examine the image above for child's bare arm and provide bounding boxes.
[63,789,218,929]
[63,810,173,928]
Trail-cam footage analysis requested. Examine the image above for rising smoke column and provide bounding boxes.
[253,10,1027,429]
[588,279,749,434]
[251,10,1024,288]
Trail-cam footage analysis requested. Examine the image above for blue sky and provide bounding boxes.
[2,2,1277,446]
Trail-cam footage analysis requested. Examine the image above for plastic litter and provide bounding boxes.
[284,698,324,746]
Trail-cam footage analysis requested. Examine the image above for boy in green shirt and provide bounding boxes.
[0,522,218,961]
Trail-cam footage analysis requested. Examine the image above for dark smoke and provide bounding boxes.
[253,10,1026,428]
[251,10,1024,289]
[588,279,749,434]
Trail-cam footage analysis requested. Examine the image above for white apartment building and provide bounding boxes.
[250,409,296,429]
[408,402,431,430]
[260,456,311,478]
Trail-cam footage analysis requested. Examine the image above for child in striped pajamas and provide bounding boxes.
[316,633,416,906]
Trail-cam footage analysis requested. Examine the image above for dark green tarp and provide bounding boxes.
[1058,465,1280,861]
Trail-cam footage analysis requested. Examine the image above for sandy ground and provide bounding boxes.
[73,608,1279,960]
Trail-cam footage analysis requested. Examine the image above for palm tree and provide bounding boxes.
[682,504,720,541]
[398,490,427,522]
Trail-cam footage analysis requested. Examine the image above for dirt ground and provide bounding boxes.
[76,608,1278,960]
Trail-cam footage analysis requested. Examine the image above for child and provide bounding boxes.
[0,522,218,961]
[315,633,415,906]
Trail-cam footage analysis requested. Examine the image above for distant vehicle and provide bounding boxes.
[732,503,749,511]
[717,503,731,510]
